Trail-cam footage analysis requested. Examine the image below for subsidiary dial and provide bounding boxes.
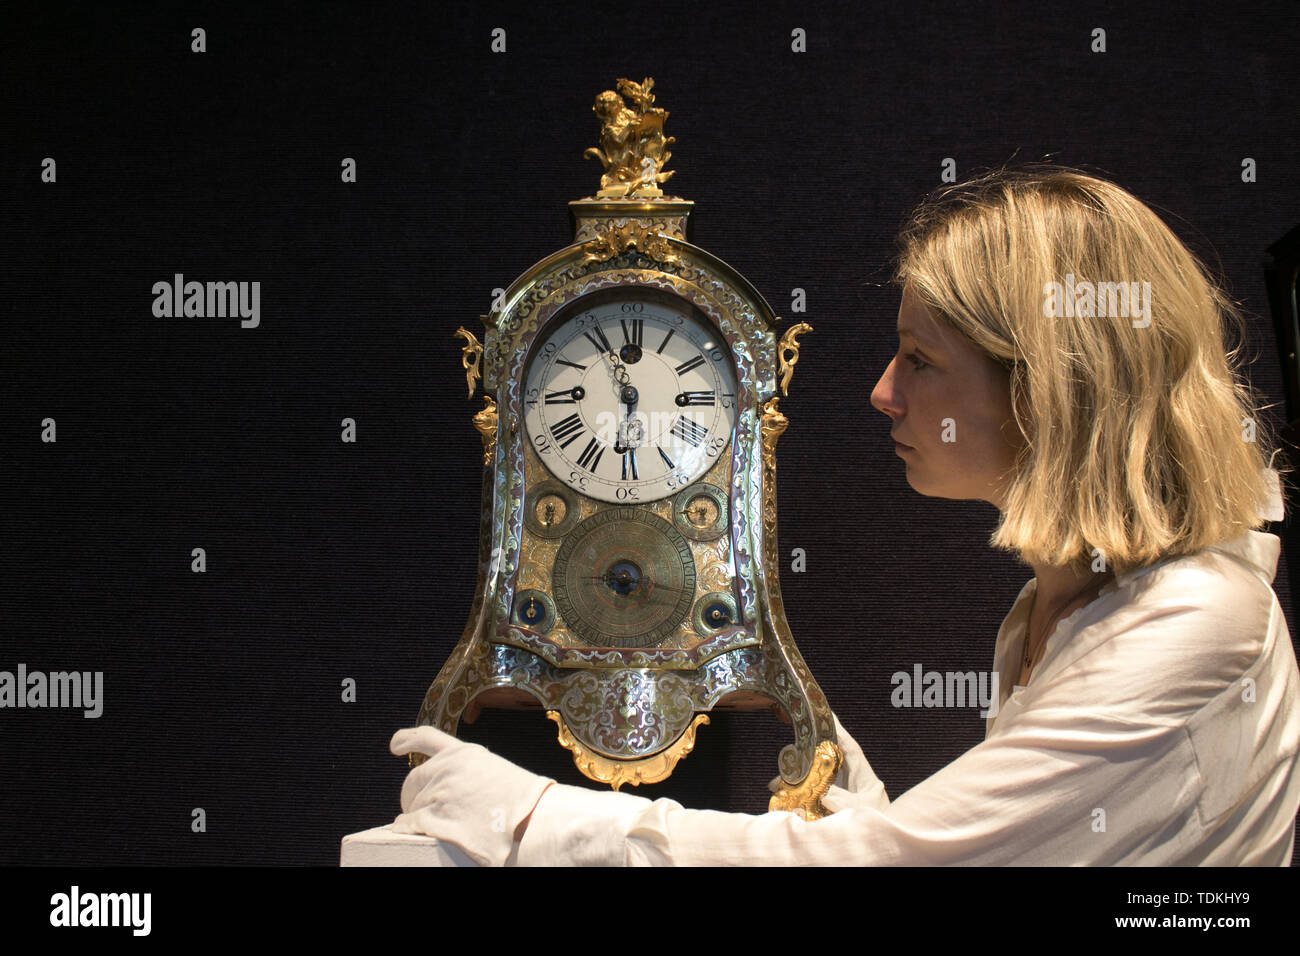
[523,288,738,504]
[551,507,697,647]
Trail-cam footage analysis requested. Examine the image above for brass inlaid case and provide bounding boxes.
[415,79,840,817]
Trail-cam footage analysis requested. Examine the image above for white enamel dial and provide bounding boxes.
[523,288,738,504]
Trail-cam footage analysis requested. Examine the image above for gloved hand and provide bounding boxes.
[389,726,556,867]
[767,712,890,813]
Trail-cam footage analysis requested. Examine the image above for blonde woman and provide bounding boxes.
[388,168,1300,865]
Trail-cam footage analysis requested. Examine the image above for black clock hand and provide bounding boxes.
[602,346,643,450]
[580,574,690,594]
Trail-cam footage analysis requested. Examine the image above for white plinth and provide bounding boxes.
[340,825,480,867]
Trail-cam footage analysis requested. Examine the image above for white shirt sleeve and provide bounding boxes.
[517,679,1198,865]
[516,529,1300,866]
[517,470,1300,866]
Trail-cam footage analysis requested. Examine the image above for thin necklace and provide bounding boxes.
[1019,572,1113,682]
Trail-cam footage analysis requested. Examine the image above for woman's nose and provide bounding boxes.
[870,357,902,417]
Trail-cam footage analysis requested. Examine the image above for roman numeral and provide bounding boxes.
[675,355,706,375]
[657,329,675,354]
[544,390,577,404]
[555,358,586,371]
[550,413,585,448]
[621,318,643,346]
[657,447,675,469]
[622,449,638,480]
[576,437,605,472]
[671,417,709,447]
[584,326,612,354]
[680,390,715,406]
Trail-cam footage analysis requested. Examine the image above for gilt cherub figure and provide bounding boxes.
[584,77,676,199]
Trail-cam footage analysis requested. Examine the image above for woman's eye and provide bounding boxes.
[904,352,928,370]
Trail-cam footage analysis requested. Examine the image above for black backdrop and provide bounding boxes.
[4,1,1299,865]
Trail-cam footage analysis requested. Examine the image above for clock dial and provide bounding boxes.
[551,507,697,647]
[524,288,738,503]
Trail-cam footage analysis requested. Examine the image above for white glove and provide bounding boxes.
[389,726,556,867]
[767,712,890,813]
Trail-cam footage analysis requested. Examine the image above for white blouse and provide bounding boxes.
[514,519,1300,865]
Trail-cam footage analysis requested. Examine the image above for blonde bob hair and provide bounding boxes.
[895,166,1281,575]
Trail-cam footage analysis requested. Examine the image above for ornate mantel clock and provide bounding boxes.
[416,77,842,817]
